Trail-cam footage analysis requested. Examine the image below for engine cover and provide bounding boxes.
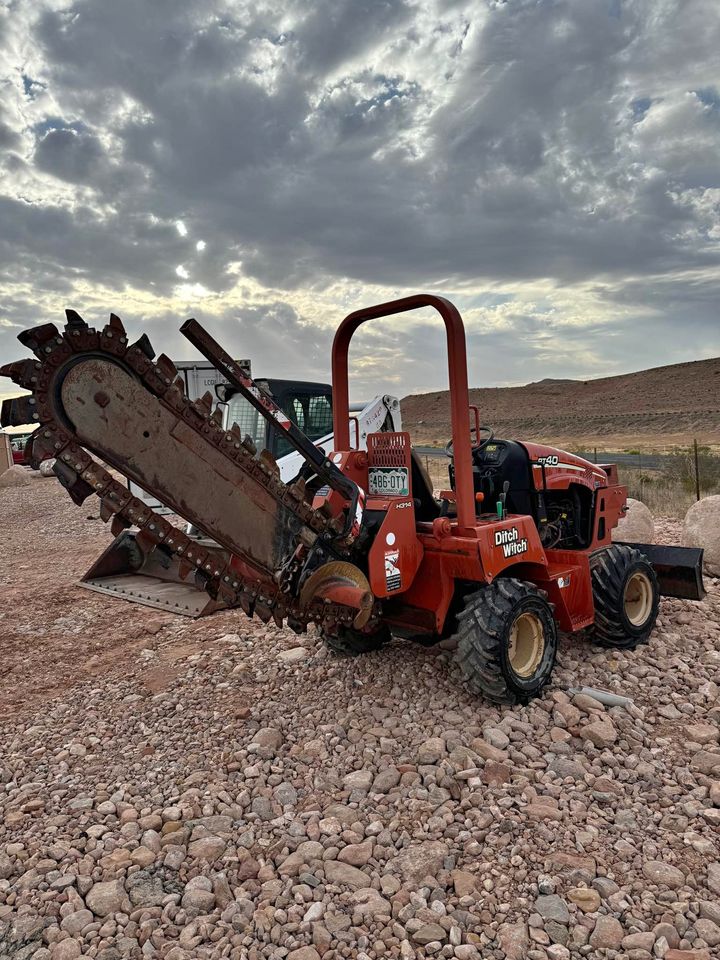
[521,442,609,493]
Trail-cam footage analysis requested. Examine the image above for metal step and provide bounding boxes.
[80,573,224,617]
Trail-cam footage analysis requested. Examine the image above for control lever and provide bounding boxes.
[497,480,510,520]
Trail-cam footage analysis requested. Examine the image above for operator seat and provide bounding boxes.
[410,450,441,520]
[471,440,537,520]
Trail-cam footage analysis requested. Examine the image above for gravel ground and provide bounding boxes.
[1,475,719,960]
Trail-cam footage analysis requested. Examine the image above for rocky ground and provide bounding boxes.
[1,476,719,960]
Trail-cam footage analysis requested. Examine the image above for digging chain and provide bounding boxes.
[1,312,362,633]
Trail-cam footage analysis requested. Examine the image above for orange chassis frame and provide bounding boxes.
[325,294,628,638]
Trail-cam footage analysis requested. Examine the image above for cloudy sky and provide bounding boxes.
[1,0,719,405]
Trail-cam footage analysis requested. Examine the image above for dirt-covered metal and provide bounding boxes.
[0,310,373,632]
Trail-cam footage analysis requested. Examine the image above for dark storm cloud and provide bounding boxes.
[293,0,415,75]
[0,194,198,293]
[0,0,719,393]
[33,123,105,184]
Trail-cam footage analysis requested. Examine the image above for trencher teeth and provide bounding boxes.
[108,313,126,335]
[156,353,177,381]
[129,333,155,360]
[17,323,61,358]
[0,309,344,633]
[196,391,213,414]
[65,309,88,331]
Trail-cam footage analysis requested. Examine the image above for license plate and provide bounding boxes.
[368,466,409,497]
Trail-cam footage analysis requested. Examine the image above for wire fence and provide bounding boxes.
[612,440,719,516]
[419,440,720,518]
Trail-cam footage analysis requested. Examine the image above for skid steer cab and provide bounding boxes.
[0,295,706,705]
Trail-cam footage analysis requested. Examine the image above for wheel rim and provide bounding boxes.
[508,612,545,678]
[624,570,653,626]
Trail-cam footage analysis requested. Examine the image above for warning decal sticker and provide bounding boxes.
[384,550,402,592]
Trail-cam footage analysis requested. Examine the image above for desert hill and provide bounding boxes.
[402,356,720,452]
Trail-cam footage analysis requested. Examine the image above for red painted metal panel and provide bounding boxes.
[472,515,547,580]
[368,498,423,599]
[542,550,595,631]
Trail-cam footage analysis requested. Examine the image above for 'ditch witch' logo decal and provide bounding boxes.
[495,527,528,558]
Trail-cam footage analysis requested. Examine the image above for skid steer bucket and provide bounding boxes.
[80,530,229,617]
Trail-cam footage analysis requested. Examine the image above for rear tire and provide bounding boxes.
[453,579,558,705]
[321,624,390,657]
[589,544,659,649]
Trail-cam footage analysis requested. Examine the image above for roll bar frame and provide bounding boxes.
[332,294,476,532]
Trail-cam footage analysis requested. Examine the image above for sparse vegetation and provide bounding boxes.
[663,444,720,493]
[402,355,720,452]
[624,446,720,517]
[622,469,697,518]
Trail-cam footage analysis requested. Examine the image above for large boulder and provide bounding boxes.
[683,495,720,576]
[39,458,57,477]
[0,465,32,489]
[612,498,654,544]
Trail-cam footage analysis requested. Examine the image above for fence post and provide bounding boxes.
[593,446,597,464]
[693,438,701,501]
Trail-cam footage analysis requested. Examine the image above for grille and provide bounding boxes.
[367,432,411,469]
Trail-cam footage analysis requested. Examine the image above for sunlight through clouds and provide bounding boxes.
[0,0,718,398]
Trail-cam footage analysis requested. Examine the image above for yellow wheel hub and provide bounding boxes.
[508,611,545,678]
[624,570,653,626]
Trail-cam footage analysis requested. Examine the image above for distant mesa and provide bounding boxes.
[403,356,720,450]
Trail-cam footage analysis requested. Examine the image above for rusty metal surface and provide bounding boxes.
[181,317,364,542]
[80,529,228,617]
[81,575,226,617]
[299,561,373,629]
[0,310,378,633]
[61,359,299,572]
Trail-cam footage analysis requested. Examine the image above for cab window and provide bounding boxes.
[225,395,266,450]
[274,393,333,457]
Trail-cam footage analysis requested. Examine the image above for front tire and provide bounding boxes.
[589,544,659,649]
[321,624,390,657]
[453,580,558,705]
